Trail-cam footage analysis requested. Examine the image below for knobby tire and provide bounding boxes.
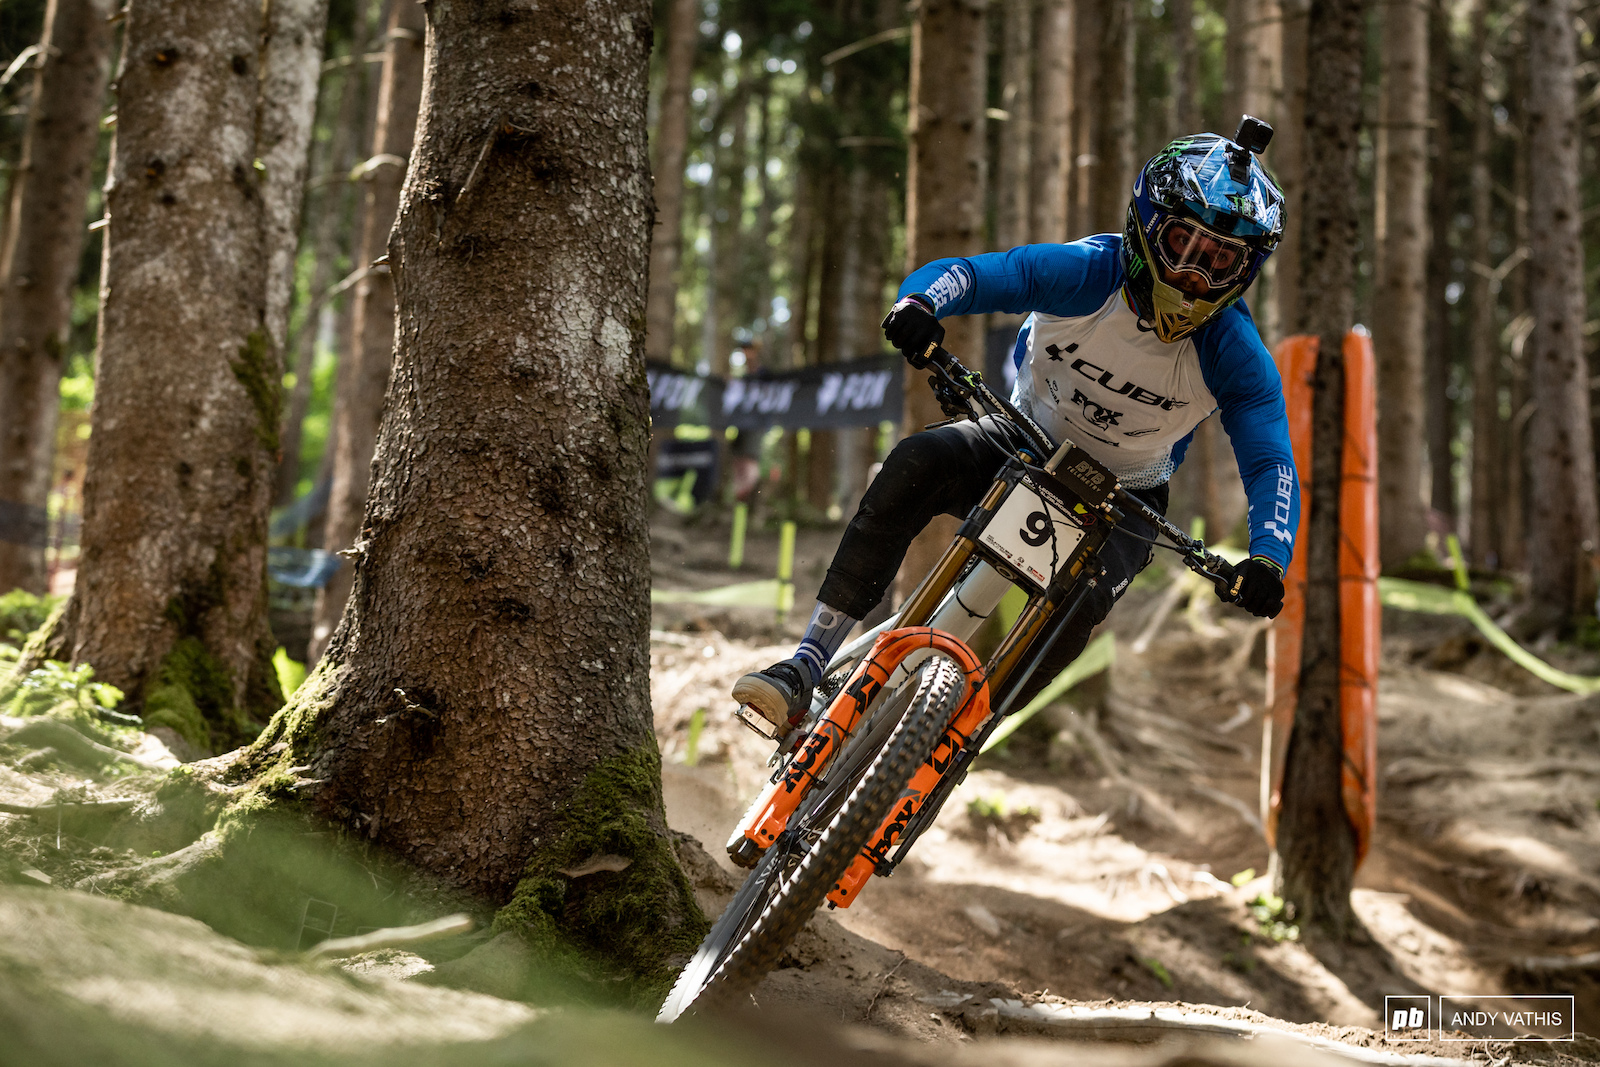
[657,655,965,1021]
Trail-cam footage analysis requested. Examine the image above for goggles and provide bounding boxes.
[1152,216,1251,295]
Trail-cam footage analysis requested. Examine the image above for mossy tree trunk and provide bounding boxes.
[0,0,115,595]
[248,0,702,980]
[38,0,325,750]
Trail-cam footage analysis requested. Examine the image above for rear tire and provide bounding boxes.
[656,655,964,1021]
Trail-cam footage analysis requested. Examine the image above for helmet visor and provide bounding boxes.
[1153,217,1251,296]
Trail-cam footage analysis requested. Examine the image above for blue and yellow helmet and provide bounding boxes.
[1121,118,1285,342]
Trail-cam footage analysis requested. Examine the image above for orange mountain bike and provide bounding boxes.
[657,344,1243,1022]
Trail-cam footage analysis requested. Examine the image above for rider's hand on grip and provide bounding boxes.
[1230,556,1285,618]
[882,294,943,367]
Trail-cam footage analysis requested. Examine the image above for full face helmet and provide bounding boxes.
[1122,117,1285,342]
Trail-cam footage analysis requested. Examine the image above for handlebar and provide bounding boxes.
[913,342,1243,604]
[1111,487,1242,603]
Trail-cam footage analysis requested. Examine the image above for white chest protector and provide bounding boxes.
[1013,291,1216,488]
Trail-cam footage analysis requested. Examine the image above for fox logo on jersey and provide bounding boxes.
[1070,389,1122,429]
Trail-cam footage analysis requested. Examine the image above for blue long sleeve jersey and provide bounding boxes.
[901,234,1300,572]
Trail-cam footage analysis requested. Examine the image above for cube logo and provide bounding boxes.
[1386,996,1432,1041]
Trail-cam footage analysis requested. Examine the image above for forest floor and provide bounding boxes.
[648,510,1600,1065]
[6,513,1600,1065]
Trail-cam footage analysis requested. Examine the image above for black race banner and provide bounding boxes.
[647,356,902,431]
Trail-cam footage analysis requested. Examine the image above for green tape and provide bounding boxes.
[728,503,748,570]
[650,579,783,608]
[980,632,1117,753]
[1379,577,1600,695]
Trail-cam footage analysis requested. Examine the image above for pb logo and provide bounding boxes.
[1385,996,1431,1042]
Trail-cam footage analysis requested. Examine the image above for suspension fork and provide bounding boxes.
[873,564,1104,877]
[729,628,990,861]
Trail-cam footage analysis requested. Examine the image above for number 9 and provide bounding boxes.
[1019,509,1051,547]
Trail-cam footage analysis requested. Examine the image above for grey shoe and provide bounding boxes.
[731,659,813,728]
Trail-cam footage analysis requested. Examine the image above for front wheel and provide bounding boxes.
[656,655,965,1022]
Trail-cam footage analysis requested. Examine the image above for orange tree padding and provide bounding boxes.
[1263,330,1380,866]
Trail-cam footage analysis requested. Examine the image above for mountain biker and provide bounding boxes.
[734,125,1300,728]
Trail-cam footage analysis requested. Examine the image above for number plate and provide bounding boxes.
[979,478,1086,590]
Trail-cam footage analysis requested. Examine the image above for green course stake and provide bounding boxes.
[674,469,697,512]
[1445,533,1470,592]
[685,707,706,766]
[777,520,797,618]
[729,502,749,570]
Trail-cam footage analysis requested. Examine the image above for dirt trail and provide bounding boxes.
[650,515,1600,1064]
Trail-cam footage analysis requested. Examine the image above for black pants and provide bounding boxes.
[819,416,1168,709]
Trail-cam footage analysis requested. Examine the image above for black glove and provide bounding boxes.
[1229,556,1285,618]
[882,294,943,367]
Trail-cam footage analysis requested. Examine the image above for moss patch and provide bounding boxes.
[230,328,282,454]
[495,742,708,998]
[141,637,255,753]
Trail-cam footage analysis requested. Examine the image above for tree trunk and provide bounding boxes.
[1372,0,1429,568]
[260,0,332,353]
[785,157,817,369]
[0,0,113,595]
[996,0,1032,249]
[1170,0,1199,132]
[1275,0,1367,939]
[1499,44,1529,571]
[1029,0,1071,244]
[311,0,426,661]
[897,0,988,600]
[710,68,748,377]
[276,57,369,507]
[1069,0,1100,236]
[645,0,698,364]
[1466,0,1498,566]
[54,0,330,749]
[1091,0,1134,233]
[249,0,700,974]
[1423,0,1454,523]
[1225,0,1258,121]
[1523,0,1598,621]
[1273,0,1309,337]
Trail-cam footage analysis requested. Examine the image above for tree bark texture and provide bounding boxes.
[1422,0,1454,521]
[1170,0,1199,132]
[1069,0,1100,236]
[1465,0,1498,566]
[312,0,426,661]
[1373,0,1429,567]
[1273,0,1309,338]
[644,0,697,364]
[1225,0,1259,122]
[259,0,332,352]
[1523,0,1598,620]
[1029,0,1071,244]
[251,1,700,972]
[0,0,114,595]
[995,0,1032,249]
[62,0,332,748]
[1276,0,1366,937]
[1091,0,1134,233]
[898,0,988,600]
[710,72,748,377]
